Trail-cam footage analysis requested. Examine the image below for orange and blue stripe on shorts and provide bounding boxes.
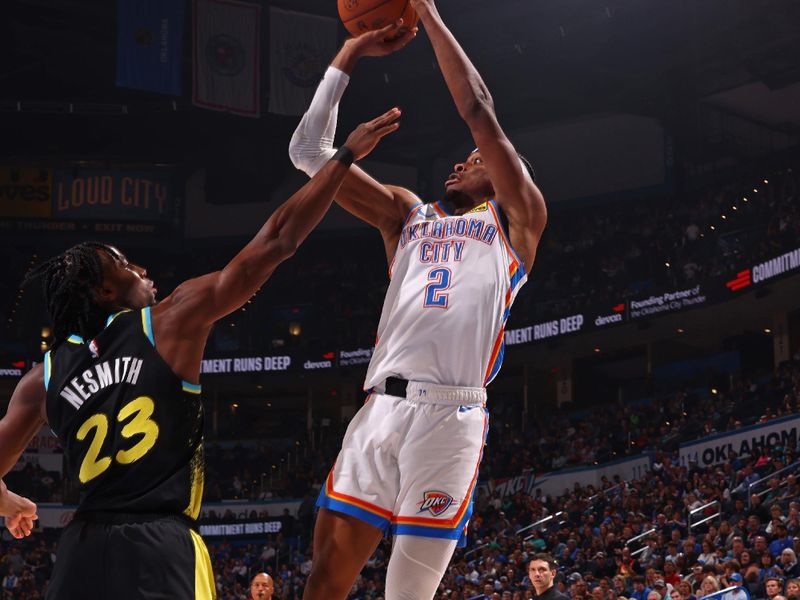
[317,408,489,548]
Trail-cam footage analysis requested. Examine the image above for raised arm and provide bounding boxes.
[289,23,421,257]
[410,0,547,273]
[153,110,401,381]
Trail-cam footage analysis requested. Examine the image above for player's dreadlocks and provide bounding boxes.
[23,242,115,349]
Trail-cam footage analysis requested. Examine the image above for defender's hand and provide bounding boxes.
[343,108,402,161]
[347,20,417,58]
[0,480,38,539]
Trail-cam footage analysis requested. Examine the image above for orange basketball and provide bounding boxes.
[337,0,419,39]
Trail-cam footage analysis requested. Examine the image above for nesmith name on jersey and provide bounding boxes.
[399,217,498,249]
[59,356,144,409]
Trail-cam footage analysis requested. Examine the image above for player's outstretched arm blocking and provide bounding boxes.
[410,0,547,272]
[162,108,403,333]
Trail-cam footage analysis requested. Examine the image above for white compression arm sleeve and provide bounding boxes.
[288,66,350,177]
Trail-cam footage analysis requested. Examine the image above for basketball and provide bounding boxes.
[337,0,419,39]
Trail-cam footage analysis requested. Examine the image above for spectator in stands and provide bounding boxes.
[249,572,274,599]
[652,579,670,600]
[785,579,800,598]
[722,574,747,600]
[781,550,800,579]
[769,524,795,557]
[699,541,718,566]
[631,576,651,600]
[765,577,786,600]
[701,576,721,597]
[529,553,568,600]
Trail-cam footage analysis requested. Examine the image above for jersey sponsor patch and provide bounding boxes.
[418,490,453,516]
[466,203,488,213]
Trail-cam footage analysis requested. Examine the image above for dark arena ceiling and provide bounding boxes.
[1,0,799,186]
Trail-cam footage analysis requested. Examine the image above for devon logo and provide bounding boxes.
[418,491,453,516]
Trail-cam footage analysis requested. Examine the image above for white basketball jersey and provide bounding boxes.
[364,199,527,390]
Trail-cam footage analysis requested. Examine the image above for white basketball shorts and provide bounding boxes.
[317,380,488,546]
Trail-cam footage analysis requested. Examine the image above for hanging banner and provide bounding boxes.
[116,0,184,95]
[268,8,337,116]
[193,0,261,117]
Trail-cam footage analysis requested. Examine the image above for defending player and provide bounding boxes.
[0,110,401,599]
[289,2,547,598]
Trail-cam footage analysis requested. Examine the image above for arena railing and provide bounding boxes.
[518,511,567,541]
[688,500,722,533]
[585,483,625,506]
[463,511,567,558]
[747,460,800,508]
[698,585,751,600]
[625,527,656,558]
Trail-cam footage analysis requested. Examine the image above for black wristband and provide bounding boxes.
[331,146,354,167]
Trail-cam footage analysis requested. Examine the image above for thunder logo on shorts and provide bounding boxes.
[418,491,454,516]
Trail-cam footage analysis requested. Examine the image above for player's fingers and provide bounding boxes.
[386,27,417,50]
[375,122,401,138]
[21,516,34,536]
[373,19,403,38]
[369,107,401,127]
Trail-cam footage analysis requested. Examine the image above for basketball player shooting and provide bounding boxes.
[289,1,547,599]
[0,110,400,599]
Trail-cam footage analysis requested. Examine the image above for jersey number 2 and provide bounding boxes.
[424,267,452,308]
[75,395,160,484]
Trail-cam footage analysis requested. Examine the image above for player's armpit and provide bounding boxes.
[336,166,420,234]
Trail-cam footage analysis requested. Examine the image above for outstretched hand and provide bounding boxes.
[0,480,38,539]
[344,108,402,161]
[349,20,418,58]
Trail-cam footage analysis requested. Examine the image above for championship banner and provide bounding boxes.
[52,169,174,221]
[0,167,52,218]
[193,0,261,117]
[116,0,184,95]
[268,8,338,116]
[679,415,800,468]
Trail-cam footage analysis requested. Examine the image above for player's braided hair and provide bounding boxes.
[23,242,114,348]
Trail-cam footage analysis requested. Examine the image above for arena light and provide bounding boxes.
[289,321,302,336]
[763,179,769,184]
[711,388,718,395]
[764,328,772,334]
[677,328,684,334]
